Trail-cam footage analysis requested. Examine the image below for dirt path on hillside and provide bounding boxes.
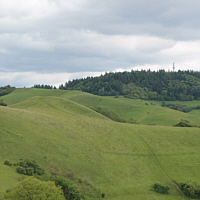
[134,132,188,200]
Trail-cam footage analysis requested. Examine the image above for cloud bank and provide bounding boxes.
[0,0,199,87]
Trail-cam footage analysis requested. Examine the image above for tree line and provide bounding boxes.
[33,84,57,89]
[0,85,15,96]
[161,102,200,113]
[57,70,200,101]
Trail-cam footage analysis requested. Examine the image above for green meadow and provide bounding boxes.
[0,88,200,199]
[2,88,200,126]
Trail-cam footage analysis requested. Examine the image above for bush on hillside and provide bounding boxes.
[153,182,170,194]
[52,177,81,200]
[50,176,102,200]
[17,159,45,175]
[16,167,26,175]
[48,164,102,200]
[173,121,196,127]
[92,106,138,124]
[127,118,139,124]
[179,181,200,199]
[0,99,7,106]
[6,159,45,176]
[4,160,12,166]
[92,106,125,123]
[161,102,198,113]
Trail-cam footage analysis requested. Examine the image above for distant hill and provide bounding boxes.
[57,70,200,101]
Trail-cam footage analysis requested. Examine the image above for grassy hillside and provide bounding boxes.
[0,88,68,105]
[10,96,107,120]
[109,96,200,126]
[1,94,200,199]
[1,88,200,127]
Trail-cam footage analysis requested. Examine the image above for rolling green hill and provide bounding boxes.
[1,88,200,127]
[10,96,107,120]
[0,89,200,199]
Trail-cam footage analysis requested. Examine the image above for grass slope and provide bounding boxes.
[10,96,107,120]
[1,96,200,199]
[63,92,200,126]
[111,97,200,126]
[2,88,200,127]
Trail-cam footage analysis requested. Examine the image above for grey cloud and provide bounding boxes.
[20,0,199,41]
[0,0,199,82]
[58,0,200,40]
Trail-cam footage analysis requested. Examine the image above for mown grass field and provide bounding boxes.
[0,89,200,199]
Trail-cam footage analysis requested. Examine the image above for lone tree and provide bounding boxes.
[4,176,65,200]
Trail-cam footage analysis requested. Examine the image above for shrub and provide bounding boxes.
[15,159,45,176]
[34,166,45,175]
[16,167,26,175]
[0,100,7,106]
[92,106,125,123]
[92,106,139,124]
[179,181,200,199]
[173,121,196,127]
[153,182,170,194]
[4,160,12,166]
[25,168,34,176]
[127,118,138,124]
[161,102,194,113]
[52,177,81,200]
[50,175,102,200]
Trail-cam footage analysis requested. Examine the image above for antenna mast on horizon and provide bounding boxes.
[173,62,175,71]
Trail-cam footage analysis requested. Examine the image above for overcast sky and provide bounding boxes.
[0,0,200,87]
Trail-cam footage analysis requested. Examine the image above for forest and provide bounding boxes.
[57,70,200,101]
[32,70,200,101]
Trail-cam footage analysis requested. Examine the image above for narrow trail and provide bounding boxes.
[134,131,188,200]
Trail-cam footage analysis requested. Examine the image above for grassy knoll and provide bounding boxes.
[1,96,200,199]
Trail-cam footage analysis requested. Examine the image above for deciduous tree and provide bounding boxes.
[4,176,65,200]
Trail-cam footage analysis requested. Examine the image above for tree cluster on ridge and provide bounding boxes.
[58,70,200,101]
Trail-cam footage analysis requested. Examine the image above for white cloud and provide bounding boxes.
[0,71,105,88]
[159,41,200,68]
[0,0,199,87]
